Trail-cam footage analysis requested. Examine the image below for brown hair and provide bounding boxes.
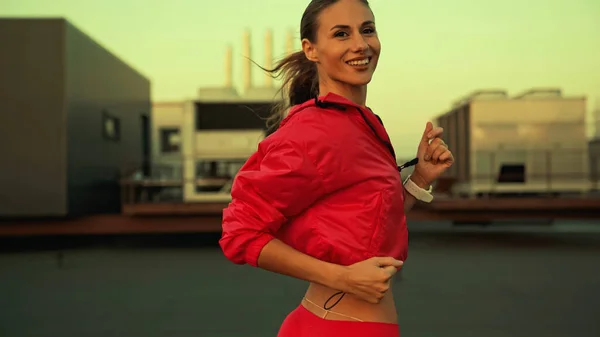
[259,0,371,134]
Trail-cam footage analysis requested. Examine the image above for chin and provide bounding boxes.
[344,73,374,86]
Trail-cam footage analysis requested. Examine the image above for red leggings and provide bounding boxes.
[276,304,400,337]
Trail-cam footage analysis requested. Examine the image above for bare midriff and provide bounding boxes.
[301,282,398,324]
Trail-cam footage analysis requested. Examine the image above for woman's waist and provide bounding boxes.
[302,282,398,324]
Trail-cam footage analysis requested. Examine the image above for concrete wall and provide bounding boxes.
[0,19,67,217]
[435,105,471,182]
[151,102,184,174]
[470,98,587,149]
[589,138,600,189]
[194,130,264,159]
[64,21,151,215]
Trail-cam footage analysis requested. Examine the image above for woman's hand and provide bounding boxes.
[412,121,454,187]
[336,257,403,304]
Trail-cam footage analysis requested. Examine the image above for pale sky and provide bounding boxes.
[3,0,600,156]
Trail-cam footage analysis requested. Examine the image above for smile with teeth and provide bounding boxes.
[347,57,370,66]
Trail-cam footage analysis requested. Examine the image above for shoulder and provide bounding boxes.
[261,106,334,152]
[276,103,352,141]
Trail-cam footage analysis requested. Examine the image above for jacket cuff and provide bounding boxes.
[245,232,276,267]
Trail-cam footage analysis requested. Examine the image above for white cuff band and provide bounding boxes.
[403,175,434,203]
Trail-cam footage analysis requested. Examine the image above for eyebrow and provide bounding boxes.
[330,20,375,31]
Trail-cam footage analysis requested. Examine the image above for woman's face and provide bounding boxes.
[303,0,380,87]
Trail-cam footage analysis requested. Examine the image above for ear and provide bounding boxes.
[302,38,318,62]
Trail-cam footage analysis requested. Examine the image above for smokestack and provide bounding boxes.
[264,29,273,88]
[224,44,232,88]
[595,97,600,138]
[285,29,294,55]
[242,29,251,92]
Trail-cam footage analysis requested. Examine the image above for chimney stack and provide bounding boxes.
[264,29,273,88]
[285,29,294,55]
[224,44,233,88]
[594,97,600,139]
[242,29,252,93]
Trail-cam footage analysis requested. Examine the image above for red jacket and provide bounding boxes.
[219,92,408,268]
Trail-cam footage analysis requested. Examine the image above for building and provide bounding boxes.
[589,102,600,190]
[590,138,600,190]
[148,29,289,203]
[434,88,590,196]
[0,18,151,217]
[151,101,185,183]
[145,98,274,203]
[593,98,600,139]
[181,100,274,202]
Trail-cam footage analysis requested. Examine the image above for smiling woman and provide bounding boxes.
[219,0,454,336]
[261,0,379,133]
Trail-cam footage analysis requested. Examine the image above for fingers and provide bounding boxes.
[419,122,444,157]
[427,126,444,142]
[382,266,398,282]
[430,143,448,164]
[359,279,392,304]
[372,256,403,268]
[349,257,405,304]
[381,265,398,275]
[438,150,454,165]
[424,138,447,161]
[374,267,396,302]
[421,121,434,142]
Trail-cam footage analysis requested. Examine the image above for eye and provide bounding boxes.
[334,31,349,38]
[363,27,376,34]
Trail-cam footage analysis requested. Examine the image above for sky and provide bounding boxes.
[3,0,600,156]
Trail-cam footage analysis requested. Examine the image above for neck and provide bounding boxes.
[318,78,367,106]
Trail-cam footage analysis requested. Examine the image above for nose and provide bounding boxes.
[351,34,369,52]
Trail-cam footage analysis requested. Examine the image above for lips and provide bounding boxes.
[346,57,371,66]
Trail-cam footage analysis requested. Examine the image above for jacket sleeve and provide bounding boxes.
[219,137,326,267]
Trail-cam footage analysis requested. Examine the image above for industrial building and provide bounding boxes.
[144,99,273,204]
[434,88,590,196]
[146,29,287,203]
[589,104,600,190]
[152,29,290,168]
[0,18,151,217]
[590,138,600,189]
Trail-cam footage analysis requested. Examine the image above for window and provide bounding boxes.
[160,128,181,153]
[497,164,526,183]
[102,111,120,141]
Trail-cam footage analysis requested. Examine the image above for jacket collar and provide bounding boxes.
[281,92,370,128]
[317,92,366,110]
[277,92,401,166]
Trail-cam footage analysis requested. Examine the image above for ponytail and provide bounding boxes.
[260,51,318,134]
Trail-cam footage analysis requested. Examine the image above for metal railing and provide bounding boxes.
[119,157,248,204]
[449,149,599,195]
[119,150,600,204]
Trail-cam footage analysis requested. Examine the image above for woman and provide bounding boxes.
[219,0,454,336]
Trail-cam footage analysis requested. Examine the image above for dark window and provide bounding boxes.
[102,111,120,141]
[160,128,181,153]
[497,164,526,183]
[195,102,273,130]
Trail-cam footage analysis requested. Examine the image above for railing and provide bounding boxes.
[120,160,185,204]
[448,149,599,195]
[120,157,248,204]
[120,149,600,204]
